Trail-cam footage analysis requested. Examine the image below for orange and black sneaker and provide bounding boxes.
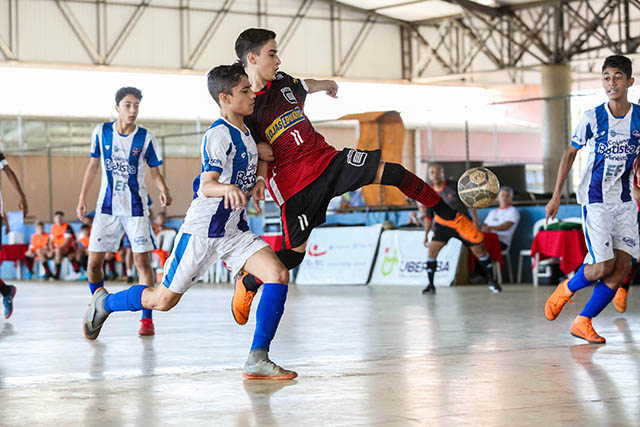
[613,287,628,313]
[570,315,606,344]
[544,278,574,321]
[232,272,256,325]
[435,213,483,244]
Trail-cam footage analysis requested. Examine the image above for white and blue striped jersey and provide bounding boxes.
[572,103,640,205]
[182,118,258,238]
[90,122,163,217]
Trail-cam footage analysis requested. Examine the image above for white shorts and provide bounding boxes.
[88,213,157,253]
[161,227,269,294]
[582,202,638,264]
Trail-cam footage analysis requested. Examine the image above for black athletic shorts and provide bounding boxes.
[280,148,381,249]
[432,220,479,247]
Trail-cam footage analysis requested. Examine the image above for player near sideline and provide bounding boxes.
[231,28,488,323]
[422,163,500,294]
[545,55,640,343]
[0,151,28,319]
[77,87,172,336]
[83,64,296,380]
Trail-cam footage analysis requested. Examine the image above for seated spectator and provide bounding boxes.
[72,223,91,280]
[481,186,520,250]
[24,221,53,279]
[406,204,426,227]
[50,211,82,280]
[152,212,177,269]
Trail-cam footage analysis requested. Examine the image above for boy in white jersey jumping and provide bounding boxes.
[77,87,173,336]
[82,64,296,380]
[545,55,640,343]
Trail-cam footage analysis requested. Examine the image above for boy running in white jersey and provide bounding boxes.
[83,64,296,380]
[77,87,173,336]
[545,55,640,343]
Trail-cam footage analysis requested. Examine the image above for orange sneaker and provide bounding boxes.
[570,315,606,344]
[613,287,628,313]
[435,213,483,244]
[138,318,155,336]
[544,278,574,321]
[232,272,256,325]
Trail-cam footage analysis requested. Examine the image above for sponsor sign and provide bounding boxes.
[296,224,382,285]
[370,230,462,286]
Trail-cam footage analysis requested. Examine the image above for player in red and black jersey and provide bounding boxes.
[231,28,488,323]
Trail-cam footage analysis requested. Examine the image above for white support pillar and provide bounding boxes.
[541,64,572,193]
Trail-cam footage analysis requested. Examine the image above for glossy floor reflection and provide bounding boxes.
[1,282,639,426]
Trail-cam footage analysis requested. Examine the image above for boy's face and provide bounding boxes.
[116,94,140,126]
[249,39,281,82]
[54,214,63,225]
[602,66,634,102]
[498,189,512,207]
[36,225,44,234]
[221,75,256,116]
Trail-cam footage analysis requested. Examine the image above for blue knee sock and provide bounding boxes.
[567,265,596,292]
[89,280,104,295]
[251,283,288,351]
[104,285,147,313]
[141,309,152,320]
[580,281,616,318]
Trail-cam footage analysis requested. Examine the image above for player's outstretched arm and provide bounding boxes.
[149,166,172,207]
[2,164,28,217]
[200,171,247,210]
[77,157,100,221]
[545,145,579,223]
[256,142,274,162]
[304,79,338,98]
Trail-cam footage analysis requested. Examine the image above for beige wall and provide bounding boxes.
[1,154,199,222]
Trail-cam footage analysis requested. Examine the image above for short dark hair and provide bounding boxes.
[80,224,90,231]
[207,63,248,106]
[602,55,632,79]
[54,211,64,217]
[115,87,143,105]
[36,221,44,227]
[235,28,277,67]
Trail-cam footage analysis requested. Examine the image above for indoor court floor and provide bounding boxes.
[0,281,639,426]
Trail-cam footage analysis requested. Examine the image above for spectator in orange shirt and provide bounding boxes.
[151,212,175,268]
[50,211,82,280]
[74,223,91,279]
[25,221,53,280]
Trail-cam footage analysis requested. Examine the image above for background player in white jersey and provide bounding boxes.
[0,151,28,319]
[544,55,640,344]
[77,87,172,336]
[83,64,295,380]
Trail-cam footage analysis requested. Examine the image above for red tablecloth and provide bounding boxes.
[470,232,504,270]
[530,230,587,275]
[262,233,283,252]
[0,244,27,262]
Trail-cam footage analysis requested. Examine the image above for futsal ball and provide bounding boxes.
[457,167,500,208]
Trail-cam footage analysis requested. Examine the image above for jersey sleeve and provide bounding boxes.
[571,111,594,150]
[505,207,520,225]
[144,132,163,167]
[282,72,308,104]
[202,128,231,174]
[90,124,101,158]
[0,151,7,170]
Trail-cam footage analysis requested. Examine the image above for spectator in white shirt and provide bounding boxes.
[481,186,520,250]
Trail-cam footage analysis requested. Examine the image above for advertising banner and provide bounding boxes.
[296,224,382,285]
[370,230,462,286]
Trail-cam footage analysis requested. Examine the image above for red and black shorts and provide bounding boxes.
[280,148,381,249]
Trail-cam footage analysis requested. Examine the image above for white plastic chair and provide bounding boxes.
[517,217,559,285]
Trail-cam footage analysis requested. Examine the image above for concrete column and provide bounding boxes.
[541,64,572,193]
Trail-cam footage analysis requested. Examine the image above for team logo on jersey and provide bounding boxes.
[633,130,640,138]
[610,129,616,137]
[265,107,305,144]
[131,147,141,157]
[281,87,297,104]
